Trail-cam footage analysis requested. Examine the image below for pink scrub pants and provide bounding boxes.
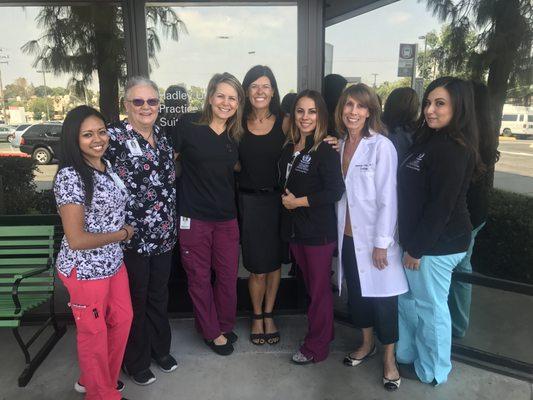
[60,264,133,400]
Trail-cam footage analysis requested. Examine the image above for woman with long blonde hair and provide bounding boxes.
[173,72,245,356]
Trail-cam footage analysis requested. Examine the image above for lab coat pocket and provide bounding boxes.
[355,170,376,200]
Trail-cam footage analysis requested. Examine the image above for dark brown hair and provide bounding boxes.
[287,90,328,151]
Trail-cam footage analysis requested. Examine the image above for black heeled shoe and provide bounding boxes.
[250,313,265,345]
[263,312,280,345]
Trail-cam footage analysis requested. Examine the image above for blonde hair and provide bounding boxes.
[334,83,385,139]
[287,90,328,152]
[199,72,245,142]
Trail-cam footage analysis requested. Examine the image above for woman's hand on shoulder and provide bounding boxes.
[403,252,421,270]
[323,135,340,151]
[372,247,388,270]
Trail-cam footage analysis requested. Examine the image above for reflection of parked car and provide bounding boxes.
[500,105,533,139]
[0,125,15,142]
[19,123,63,164]
[10,124,32,147]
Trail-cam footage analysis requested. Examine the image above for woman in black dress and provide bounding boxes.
[239,65,285,345]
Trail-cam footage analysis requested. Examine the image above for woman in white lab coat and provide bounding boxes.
[335,83,408,391]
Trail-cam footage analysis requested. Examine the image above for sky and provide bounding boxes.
[0,0,444,99]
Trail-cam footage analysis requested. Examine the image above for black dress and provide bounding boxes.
[237,116,285,273]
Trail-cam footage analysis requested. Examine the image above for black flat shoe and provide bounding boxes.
[204,339,234,356]
[383,374,401,391]
[343,345,377,366]
[223,331,238,344]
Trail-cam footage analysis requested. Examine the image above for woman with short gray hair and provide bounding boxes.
[106,76,178,386]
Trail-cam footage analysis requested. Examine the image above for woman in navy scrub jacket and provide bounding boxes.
[173,73,244,356]
[279,90,345,364]
[396,77,482,385]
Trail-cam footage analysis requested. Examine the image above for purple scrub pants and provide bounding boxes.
[179,218,240,340]
[290,242,336,362]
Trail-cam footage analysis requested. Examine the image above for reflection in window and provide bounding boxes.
[146,4,297,128]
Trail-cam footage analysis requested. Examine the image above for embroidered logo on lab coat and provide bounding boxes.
[354,162,373,171]
[295,154,312,174]
[405,153,425,171]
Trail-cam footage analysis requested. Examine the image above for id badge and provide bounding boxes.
[108,171,127,191]
[180,216,191,230]
[126,139,143,156]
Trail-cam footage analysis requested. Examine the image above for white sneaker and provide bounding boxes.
[74,380,125,393]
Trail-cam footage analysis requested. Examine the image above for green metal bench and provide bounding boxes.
[0,225,66,387]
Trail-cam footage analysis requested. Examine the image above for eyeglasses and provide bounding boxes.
[126,98,160,107]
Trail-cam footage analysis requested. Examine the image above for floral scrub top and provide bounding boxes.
[106,120,177,255]
[54,161,128,280]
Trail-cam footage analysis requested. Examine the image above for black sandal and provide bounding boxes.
[263,312,280,345]
[250,313,265,345]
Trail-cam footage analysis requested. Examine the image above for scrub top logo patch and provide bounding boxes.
[295,154,312,174]
[405,153,425,171]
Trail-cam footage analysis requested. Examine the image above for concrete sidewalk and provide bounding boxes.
[0,315,531,400]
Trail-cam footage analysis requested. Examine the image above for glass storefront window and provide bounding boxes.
[145,4,297,128]
[0,4,126,210]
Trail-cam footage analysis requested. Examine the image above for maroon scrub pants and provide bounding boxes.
[179,218,240,340]
[290,242,336,362]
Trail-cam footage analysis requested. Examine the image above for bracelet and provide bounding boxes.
[120,228,129,241]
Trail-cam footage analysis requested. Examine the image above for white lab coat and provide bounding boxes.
[336,131,408,297]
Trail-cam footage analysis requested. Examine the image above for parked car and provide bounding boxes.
[0,125,16,142]
[10,124,32,147]
[19,123,63,164]
[500,104,533,139]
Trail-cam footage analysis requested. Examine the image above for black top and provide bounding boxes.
[466,172,489,229]
[398,133,475,259]
[238,116,285,190]
[106,121,177,255]
[388,125,414,165]
[278,135,345,245]
[173,120,239,221]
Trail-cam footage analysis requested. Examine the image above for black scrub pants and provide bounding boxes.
[342,235,398,345]
[123,249,172,374]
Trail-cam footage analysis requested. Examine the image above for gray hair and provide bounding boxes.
[124,76,159,99]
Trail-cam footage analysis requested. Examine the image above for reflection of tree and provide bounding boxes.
[424,0,532,132]
[4,78,34,100]
[416,25,477,81]
[22,6,186,121]
[28,97,54,120]
[188,86,206,112]
[376,78,411,104]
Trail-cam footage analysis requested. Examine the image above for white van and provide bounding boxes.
[500,104,533,138]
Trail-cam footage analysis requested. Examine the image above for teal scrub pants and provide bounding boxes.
[396,252,466,385]
[448,222,485,338]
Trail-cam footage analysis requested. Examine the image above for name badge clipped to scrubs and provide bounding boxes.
[180,216,191,230]
[126,139,143,156]
[108,171,127,191]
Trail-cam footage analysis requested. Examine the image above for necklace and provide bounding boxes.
[253,112,272,124]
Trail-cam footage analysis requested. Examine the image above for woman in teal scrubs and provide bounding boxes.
[395,77,484,385]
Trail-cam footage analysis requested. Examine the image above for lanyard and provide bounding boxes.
[285,151,301,184]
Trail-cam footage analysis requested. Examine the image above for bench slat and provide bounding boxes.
[0,240,52,246]
[0,226,54,237]
[0,258,50,266]
[0,249,53,255]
